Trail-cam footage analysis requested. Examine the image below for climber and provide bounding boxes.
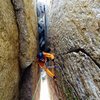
[37,48,56,79]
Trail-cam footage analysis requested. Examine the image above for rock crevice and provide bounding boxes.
[57,48,100,68]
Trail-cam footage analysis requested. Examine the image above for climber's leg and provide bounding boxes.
[38,62,55,78]
[41,65,55,78]
[45,68,55,78]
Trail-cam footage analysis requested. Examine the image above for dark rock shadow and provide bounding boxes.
[19,64,33,100]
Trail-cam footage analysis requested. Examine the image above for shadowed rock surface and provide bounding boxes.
[47,0,100,99]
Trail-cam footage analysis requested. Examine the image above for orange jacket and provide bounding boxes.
[38,52,54,67]
[43,52,54,60]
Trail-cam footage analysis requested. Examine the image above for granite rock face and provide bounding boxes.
[0,0,38,100]
[12,0,38,69]
[0,0,19,100]
[47,0,100,99]
[22,0,38,68]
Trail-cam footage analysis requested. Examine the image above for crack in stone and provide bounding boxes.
[57,48,100,68]
[68,48,100,68]
[55,47,100,99]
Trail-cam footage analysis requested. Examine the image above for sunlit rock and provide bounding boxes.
[0,0,38,100]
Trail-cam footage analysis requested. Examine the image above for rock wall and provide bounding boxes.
[0,0,38,100]
[12,0,38,69]
[48,78,66,100]
[47,0,100,99]
[0,0,19,100]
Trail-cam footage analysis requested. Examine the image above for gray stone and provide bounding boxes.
[47,0,100,99]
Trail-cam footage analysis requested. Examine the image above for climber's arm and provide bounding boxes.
[43,52,54,60]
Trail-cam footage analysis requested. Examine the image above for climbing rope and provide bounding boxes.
[32,76,41,100]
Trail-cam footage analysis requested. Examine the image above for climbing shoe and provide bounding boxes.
[53,76,57,79]
[53,76,57,82]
